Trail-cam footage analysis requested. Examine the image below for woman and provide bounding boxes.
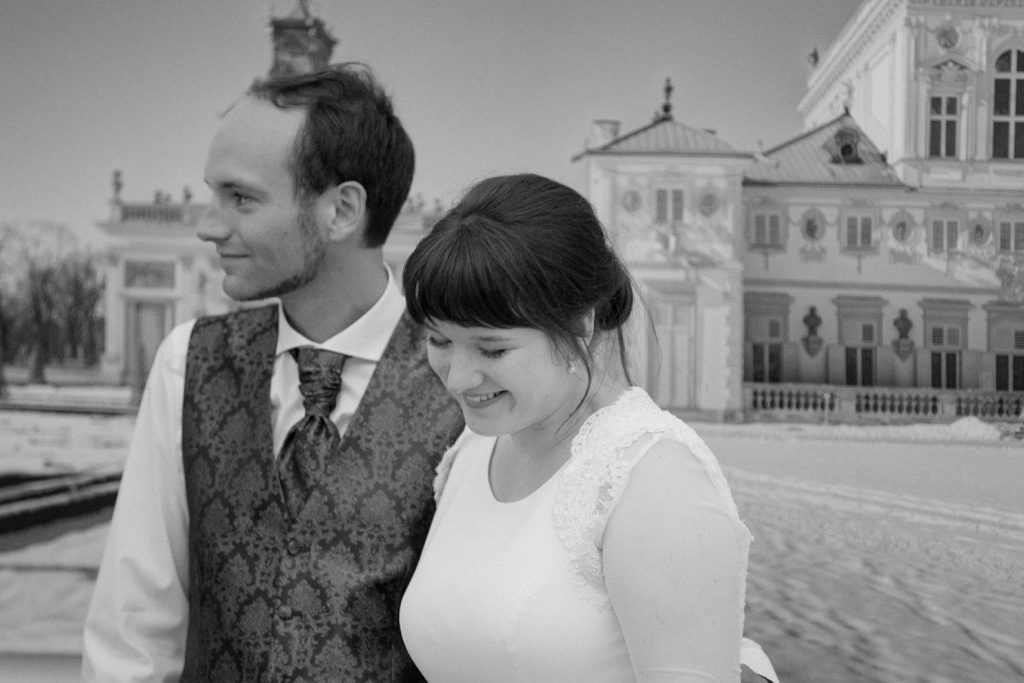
[399,174,772,682]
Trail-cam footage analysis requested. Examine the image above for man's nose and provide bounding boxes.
[196,204,229,242]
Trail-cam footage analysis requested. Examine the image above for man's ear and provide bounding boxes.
[319,181,367,242]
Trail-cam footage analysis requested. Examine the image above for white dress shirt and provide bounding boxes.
[82,272,407,683]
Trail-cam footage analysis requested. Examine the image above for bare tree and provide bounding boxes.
[0,221,102,384]
[58,256,105,366]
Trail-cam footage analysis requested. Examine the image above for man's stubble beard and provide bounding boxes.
[238,206,327,302]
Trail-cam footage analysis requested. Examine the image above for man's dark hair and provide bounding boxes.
[249,62,414,248]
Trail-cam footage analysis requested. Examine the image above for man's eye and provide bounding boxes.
[232,192,254,207]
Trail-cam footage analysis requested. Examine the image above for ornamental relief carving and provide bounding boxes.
[926,60,975,86]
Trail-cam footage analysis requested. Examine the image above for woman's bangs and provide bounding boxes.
[407,227,525,329]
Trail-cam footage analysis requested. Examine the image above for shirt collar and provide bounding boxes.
[275,265,406,362]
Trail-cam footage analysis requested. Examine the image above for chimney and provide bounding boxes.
[590,119,620,148]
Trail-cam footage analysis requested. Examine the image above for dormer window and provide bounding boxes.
[832,127,862,164]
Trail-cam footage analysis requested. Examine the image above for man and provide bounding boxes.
[83,64,464,682]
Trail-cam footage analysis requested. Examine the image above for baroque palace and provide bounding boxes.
[576,0,1024,422]
[99,0,1024,422]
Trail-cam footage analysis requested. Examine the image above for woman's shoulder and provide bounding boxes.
[432,427,494,502]
[553,387,747,596]
[575,386,700,460]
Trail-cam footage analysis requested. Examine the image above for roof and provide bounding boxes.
[574,114,749,161]
[743,113,906,188]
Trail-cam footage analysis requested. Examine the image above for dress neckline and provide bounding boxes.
[485,387,642,505]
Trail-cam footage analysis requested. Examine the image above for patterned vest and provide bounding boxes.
[181,305,464,682]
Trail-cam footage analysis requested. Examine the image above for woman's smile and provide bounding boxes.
[461,390,506,407]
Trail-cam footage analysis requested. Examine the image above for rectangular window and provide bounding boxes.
[996,221,1024,251]
[931,352,959,389]
[843,319,877,386]
[845,347,875,386]
[752,343,782,383]
[994,121,1010,158]
[996,355,1024,391]
[931,219,959,252]
[928,96,958,158]
[843,214,873,248]
[124,261,176,289]
[655,188,684,224]
[995,80,1011,116]
[751,213,782,247]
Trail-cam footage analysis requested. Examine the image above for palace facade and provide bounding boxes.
[98,0,1024,421]
[575,0,1024,421]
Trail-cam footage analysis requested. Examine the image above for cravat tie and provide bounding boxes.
[277,346,349,521]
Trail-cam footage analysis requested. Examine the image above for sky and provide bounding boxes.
[0,0,860,243]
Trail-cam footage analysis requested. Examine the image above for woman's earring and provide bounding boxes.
[568,359,578,374]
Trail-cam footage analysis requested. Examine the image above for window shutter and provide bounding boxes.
[931,326,944,346]
[655,189,668,224]
[933,220,944,250]
[1015,329,1024,350]
[769,215,781,245]
[1000,222,1012,251]
[768,319,782,340]
[671,189,684,221]
[860,217,872,246]
[861,323,875,344]
[753,214,766,244]
[947,326,961,347]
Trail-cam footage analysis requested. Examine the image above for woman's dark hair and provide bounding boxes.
[403,173,637,391]
[248,62,414,248]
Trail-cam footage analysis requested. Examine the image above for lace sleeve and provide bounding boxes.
[552,388,748,607]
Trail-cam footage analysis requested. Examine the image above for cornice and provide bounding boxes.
[801,0,905,115]
[909,0,1024,7]
[744,277,1000,295]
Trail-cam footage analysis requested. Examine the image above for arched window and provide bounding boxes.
[992,49,1024,159]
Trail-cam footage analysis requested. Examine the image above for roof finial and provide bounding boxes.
[662,77,674,120]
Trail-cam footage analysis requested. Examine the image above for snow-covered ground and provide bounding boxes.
[0,410,1022,682]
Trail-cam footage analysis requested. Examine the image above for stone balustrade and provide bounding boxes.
[744,382,1024,424]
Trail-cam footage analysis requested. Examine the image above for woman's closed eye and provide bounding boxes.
[425,335,450,350]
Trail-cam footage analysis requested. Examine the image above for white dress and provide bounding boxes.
[400,387,754,682]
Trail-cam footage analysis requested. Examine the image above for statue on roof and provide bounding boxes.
[269,0,336,77]
[661,77,674,121]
